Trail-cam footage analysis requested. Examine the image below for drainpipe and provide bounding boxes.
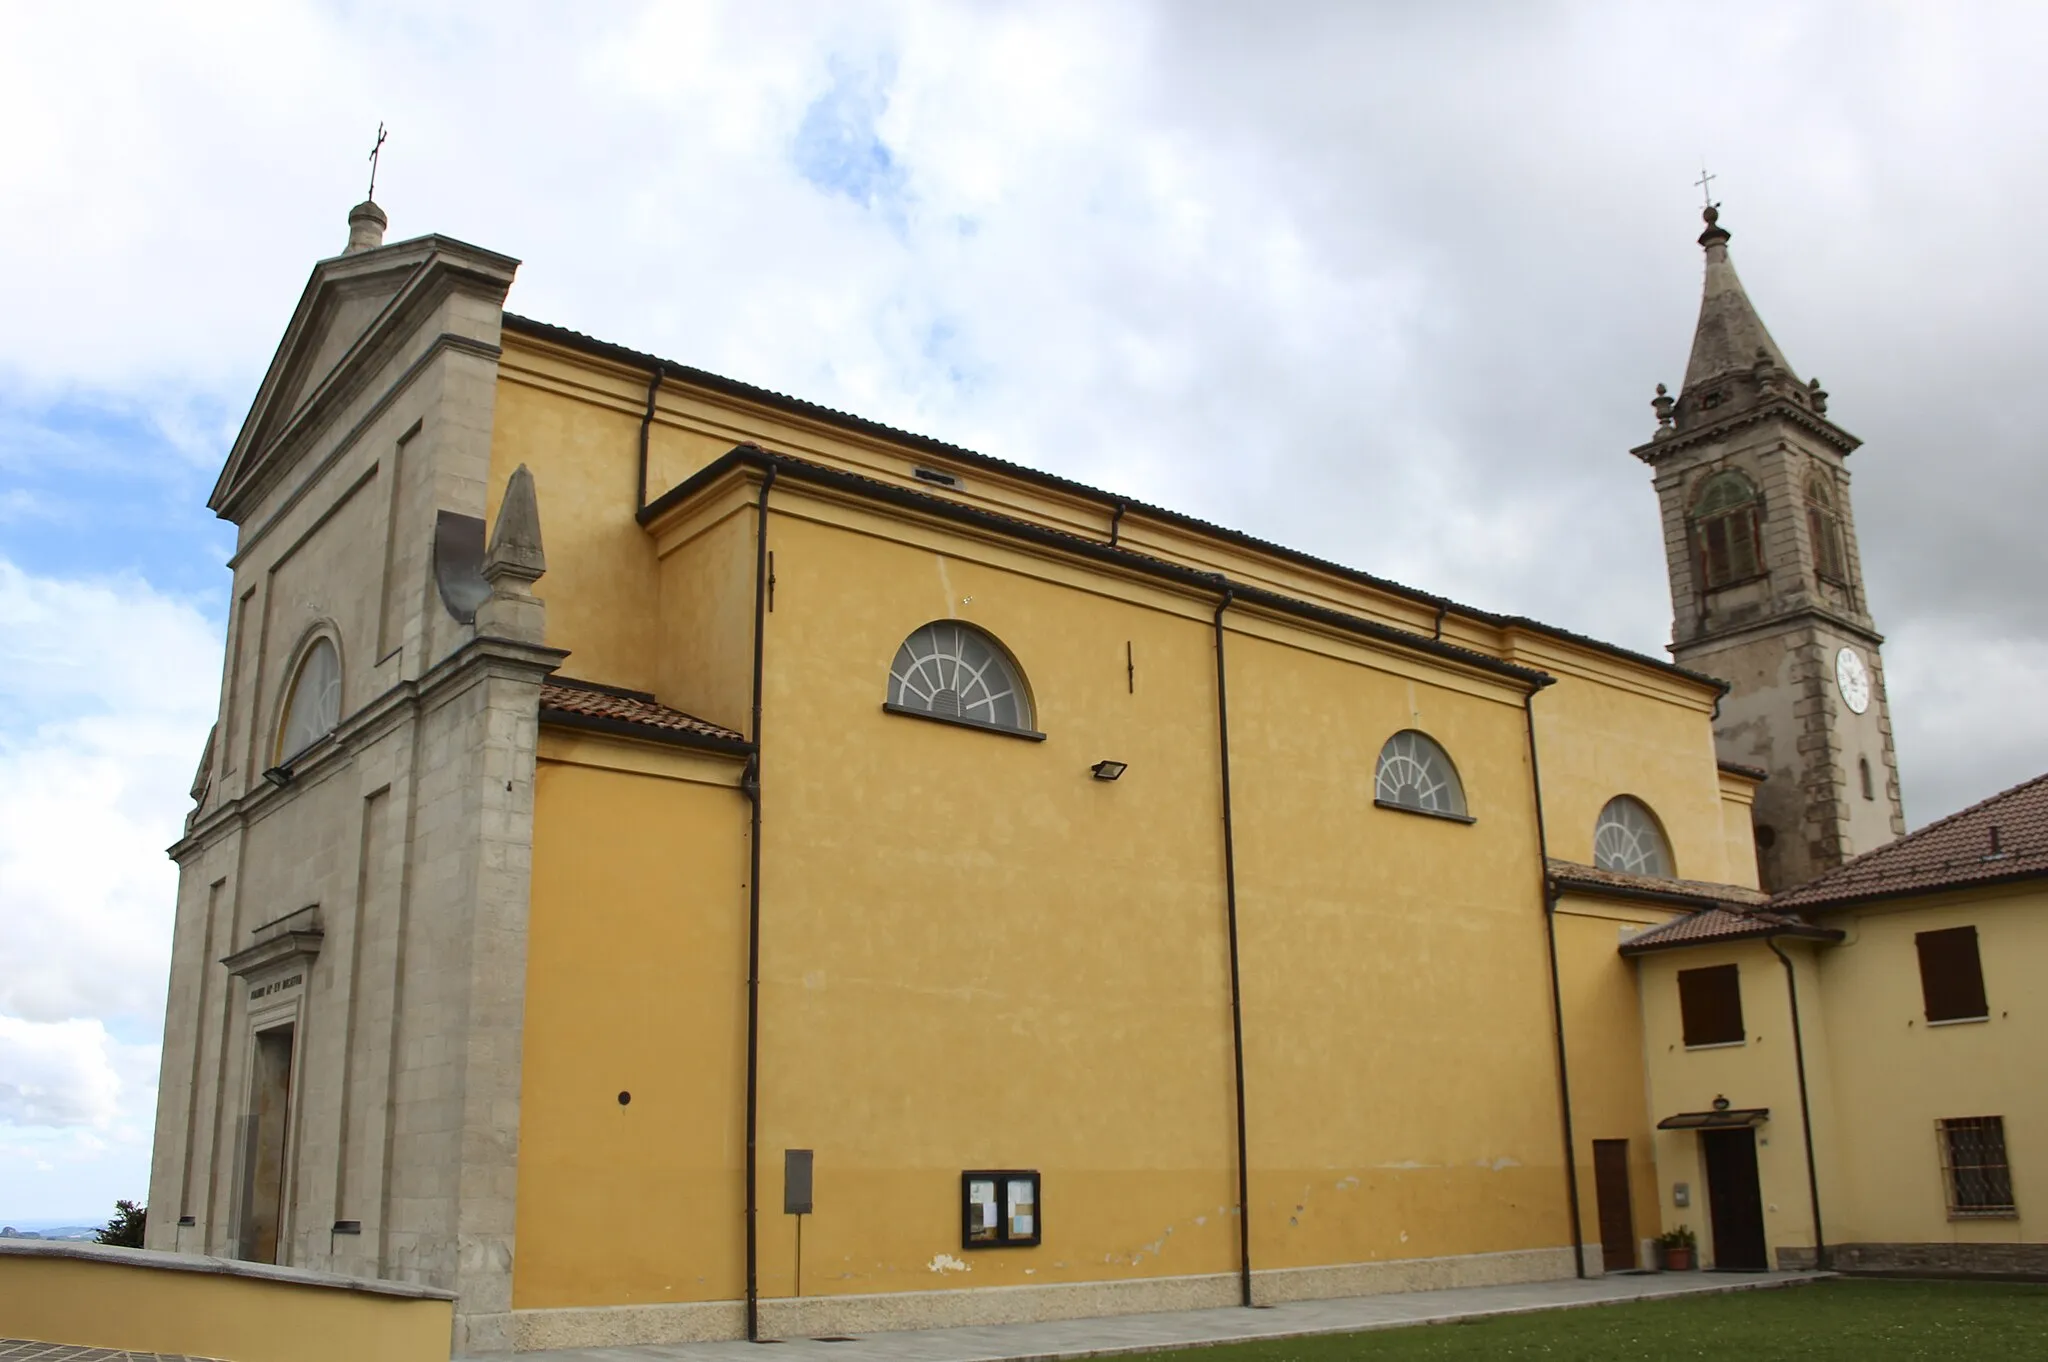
[1523,686,1586,1278]
[743,466,777,1340]
[1766,935,1827,1270]
[1212,586,1254,1308]
[636,369,662,513]
[1109,500,1128,547]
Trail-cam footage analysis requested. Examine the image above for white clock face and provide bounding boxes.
[1835,647,1871,715]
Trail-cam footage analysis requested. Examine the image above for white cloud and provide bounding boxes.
[0,562,215,1213]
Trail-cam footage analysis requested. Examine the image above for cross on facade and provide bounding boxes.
[368,122,388,202]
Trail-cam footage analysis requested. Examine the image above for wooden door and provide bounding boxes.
[1592,1140,1636,1271]
[1702,1128,1768,1270]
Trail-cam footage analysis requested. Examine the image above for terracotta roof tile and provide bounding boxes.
[1619,905,1841,955]
[539,679,748,749]
[1773,770,2048,911]
[1548,858,1770,909]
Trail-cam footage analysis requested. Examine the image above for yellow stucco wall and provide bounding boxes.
[1225,623,1570,1268]
[1552,898,1678,1264]
[493,338,1758,1312]
[1811,883,2046,1248]
[0,1251,451,1362]
[513,732,750,1309]
[747,499,1242,1297]
[1636,940,1822,1267]
[1513,640,1728,883]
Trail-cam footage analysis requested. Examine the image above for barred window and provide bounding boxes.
[1692,470,1763,590]
[1938,1117,2017,1218]
[886,622,1034,734]
[1594,796,1673,878]
[1374,730,1469,818]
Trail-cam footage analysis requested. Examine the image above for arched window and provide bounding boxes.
[886,622,1033,733]
[1594,796,1673,877]
[277,636,341,762]
[1807,477,1847,581]
[1692,470,1762,590]
[1374,730,1468,818]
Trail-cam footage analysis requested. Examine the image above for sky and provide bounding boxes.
[4,0,2046,1221]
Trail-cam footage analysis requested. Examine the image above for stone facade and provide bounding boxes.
[1634,208,1905,890]
[143,214,557,1352]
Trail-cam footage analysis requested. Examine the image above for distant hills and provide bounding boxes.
[1,1223,100,1241]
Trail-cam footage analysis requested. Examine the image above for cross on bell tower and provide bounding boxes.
[1632,201,1906,891]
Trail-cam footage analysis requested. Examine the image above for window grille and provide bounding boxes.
[1937,1117,2016,1217]
[1374,730,1469,818]
[1594,796,1673,877]
[887,622,1033,734]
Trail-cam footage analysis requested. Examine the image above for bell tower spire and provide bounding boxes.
[1633,203,1906,891]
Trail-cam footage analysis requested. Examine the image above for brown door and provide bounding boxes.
[1592,1139,1636,1270]
[1702,1127,1768,1270]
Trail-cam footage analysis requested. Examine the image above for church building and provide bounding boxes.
[143,197,2043,1354]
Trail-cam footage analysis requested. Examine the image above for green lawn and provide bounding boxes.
[1119,1280,2048,1361]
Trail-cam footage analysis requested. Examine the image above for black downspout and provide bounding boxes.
[1109,500,1128,547]
[1212,588,1254,1308]
[743,466,777,1341]
[636,369,662,513]
[1524,687,1586,1278]
[1767,936,1827,1270]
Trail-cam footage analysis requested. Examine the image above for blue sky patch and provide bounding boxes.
[792,56,910,221]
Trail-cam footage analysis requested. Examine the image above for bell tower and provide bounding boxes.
[1633,205,1906,891]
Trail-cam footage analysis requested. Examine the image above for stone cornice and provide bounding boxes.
[1673,602,1885,657]
[170,632,567,861]
[1630,395,1862,466]
[221,928,324,979]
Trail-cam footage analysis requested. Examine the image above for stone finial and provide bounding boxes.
[1808,376,1829,416]
[476,465,546,642]
[1651,383,1676,438]
[346,200,388,254]
[1698,202,1730,250]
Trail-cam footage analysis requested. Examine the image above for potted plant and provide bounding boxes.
[1656,1224,1697,1271]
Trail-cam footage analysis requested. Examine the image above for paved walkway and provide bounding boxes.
[513,1271,1828,1362]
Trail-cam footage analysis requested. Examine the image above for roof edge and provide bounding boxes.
[504,313,1722,695]
[645,443,1554,692]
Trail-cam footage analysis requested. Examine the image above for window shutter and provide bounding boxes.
[1729,508,1759,579]
[1678,964,1745,1046]
[1702,519,1731,587]
[1916,927,1988,1022]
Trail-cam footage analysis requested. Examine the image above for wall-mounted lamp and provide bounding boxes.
[1090,759,1128,781]
[1712,1094,1731,1111]
[261,765,295,789]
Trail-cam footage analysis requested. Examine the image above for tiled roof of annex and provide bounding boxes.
[1548,858,1770,909]
[1773,770,2048,912]
[538,678,749,750]
[1619,905,1842,955]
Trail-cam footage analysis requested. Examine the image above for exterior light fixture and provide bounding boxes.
[262,764,294,789]
[1712,1094,1731,1112]
[1090,760,1128,781]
